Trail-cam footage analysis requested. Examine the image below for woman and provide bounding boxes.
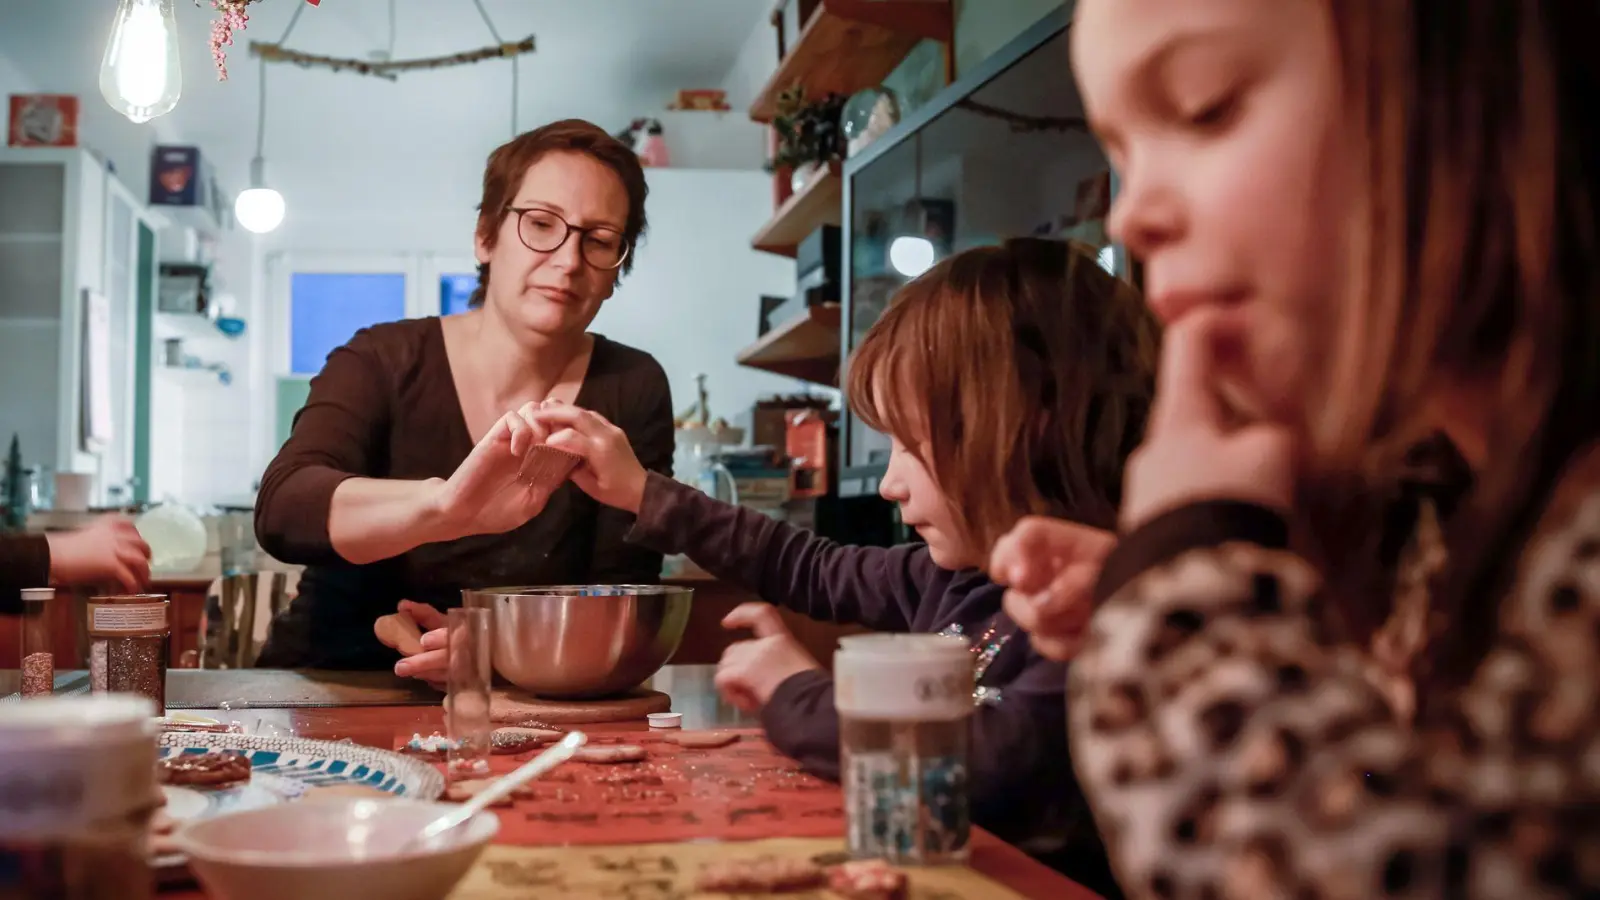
[255,119,674,676]
[996,1,1598,897]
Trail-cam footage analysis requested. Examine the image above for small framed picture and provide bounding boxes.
[8,94,80,147]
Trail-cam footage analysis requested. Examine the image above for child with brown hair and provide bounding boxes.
[533,237,1156,893]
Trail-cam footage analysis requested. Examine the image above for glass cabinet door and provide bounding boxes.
[841,20,1116,475]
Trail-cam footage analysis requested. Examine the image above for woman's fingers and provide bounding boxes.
[504,410,537,457]
[395,648,448,679]
[398,600,450,632]
[514,401,553,446]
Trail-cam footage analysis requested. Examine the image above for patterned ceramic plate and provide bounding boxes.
[154,732,445,870]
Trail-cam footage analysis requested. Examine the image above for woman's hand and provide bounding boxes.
[434,402,556,538]
[1121,308,1295,530]
[530,403,649,514]
[713,603,821,713]
[46,515,151,592]
[391,600,449,689]
[991,517,1116,661]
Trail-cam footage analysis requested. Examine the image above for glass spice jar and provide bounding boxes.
[87,593,169,716]
[19,588,54,698]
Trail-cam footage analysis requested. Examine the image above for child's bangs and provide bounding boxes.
[846,297,934,448]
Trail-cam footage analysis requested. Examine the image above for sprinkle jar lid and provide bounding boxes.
[647,712,682,729]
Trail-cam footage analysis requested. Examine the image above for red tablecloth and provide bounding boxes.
[410,729,847,845]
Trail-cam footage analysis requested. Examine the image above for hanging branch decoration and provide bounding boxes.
[247,35,536,80]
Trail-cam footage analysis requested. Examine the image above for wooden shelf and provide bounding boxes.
[752,162,842,257]
[750,0,953,123]
[736,303,842,385]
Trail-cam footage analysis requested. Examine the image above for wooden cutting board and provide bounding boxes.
[489,687,671,724]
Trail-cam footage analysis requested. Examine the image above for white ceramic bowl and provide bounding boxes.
[172,797,498,900]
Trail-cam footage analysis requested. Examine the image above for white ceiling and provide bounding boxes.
[0,0,765,206]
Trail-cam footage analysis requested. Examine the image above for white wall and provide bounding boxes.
[597,168,813,426]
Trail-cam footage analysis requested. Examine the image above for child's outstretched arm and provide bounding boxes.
[536,404,931,631]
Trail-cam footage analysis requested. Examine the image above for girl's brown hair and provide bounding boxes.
[848,238,1159,553]
[1308,1,1600,688]
[469,119,649,307]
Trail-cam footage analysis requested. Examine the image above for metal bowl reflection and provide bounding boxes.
[464,585,692,699]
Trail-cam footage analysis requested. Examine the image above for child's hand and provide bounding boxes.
[531,402,650,514]
[991,517,1115,661]
[714,603,821,714]
[45,515,151,591]
[1120,308,1295,530]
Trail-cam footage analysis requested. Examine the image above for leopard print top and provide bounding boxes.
[1070,445,1600,899]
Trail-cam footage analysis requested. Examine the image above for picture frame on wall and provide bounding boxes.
[7,94,79,147]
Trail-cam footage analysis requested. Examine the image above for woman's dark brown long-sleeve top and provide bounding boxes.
[254,317,674,670]
[0,534,50,613]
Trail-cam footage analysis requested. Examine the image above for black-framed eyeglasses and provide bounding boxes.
[506,206,630,270]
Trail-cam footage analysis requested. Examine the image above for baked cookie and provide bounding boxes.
[663,730,740,749]
[573,744,647,764]
[158,750,252,788]
[695,857,825,893]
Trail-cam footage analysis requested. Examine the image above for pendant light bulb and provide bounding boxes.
[235,157,285,234]
[98,0,182,124]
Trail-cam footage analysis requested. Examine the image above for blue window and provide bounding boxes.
[440,273,479,316]
[289,272,407,375]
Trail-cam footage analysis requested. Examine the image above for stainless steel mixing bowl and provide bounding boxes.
[463,585,693,699]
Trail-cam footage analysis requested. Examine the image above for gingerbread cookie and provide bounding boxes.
[695,857,825,893]
[828,859,909,900]
[573,744,647,764]
[663,730,740,749]
[157,750,252,788]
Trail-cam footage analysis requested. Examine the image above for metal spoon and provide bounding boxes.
[407,731,586,849]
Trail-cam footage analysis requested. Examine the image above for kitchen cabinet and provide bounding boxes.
[0,147,160,505]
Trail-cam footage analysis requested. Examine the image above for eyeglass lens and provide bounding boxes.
[516,208,628,270]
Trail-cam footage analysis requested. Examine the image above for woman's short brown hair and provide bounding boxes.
[470,118,649,307]
[847,237,1159,552]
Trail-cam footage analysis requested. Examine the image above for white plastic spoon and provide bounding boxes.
[407,730,586,849]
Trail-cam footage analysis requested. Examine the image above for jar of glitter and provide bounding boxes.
[87,593,169,716]
[835,634,974,865]
[19,588,55,697]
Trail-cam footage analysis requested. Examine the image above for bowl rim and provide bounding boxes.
[170,798,500,868]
